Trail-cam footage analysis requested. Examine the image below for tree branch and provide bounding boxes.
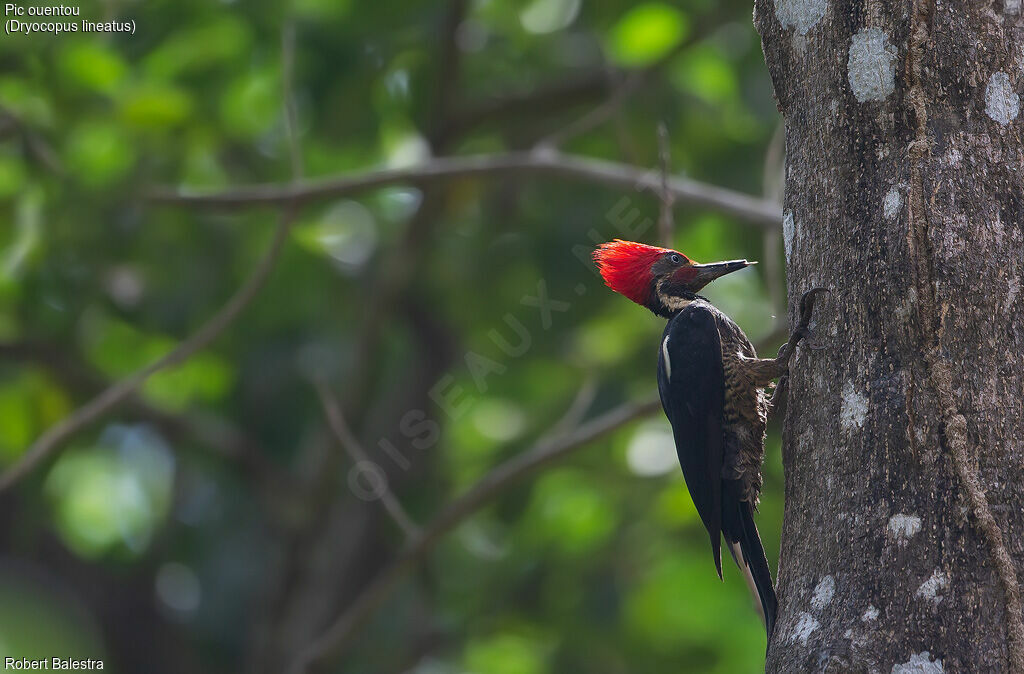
[656,123,675,247]
[0,339,305,506]
[312,379,420,540]
[440,18,712,149]
[0,213,295,494]
[287,395,662,674]
[148,150,782,230]
[0,23,307,496]
[535,21,708,151]
[0,105,64,176]
[435,70,610,146]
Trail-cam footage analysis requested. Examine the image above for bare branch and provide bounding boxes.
[0,214,294,494]
[440,17,715,150]
[656,123,675,247]
[0,105,65,176]
[0,339,305,506]
[535,26,704,150]
[534,68,631,151]
[148,151,782,230]
[0,21,309,496]
[288,395,662,674]
[435,71,609,146]
[549,376,598,438]
[312,379,420,540]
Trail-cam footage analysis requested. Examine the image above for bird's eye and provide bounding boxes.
[669,253,682,265]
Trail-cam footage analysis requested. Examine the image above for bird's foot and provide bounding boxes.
[769,375,788,408]
[768,289,827,410]
[777,288,829,362]
[797,287,828,349]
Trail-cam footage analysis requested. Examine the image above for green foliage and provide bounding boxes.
[45,429,174,559]
[463,631,553,674]
[0,0,785,670]
[81,313,233,410]
[607,4,690,66]
[0,575,105,666]
[524,469,619,556]
[0,370,69,460]
[65,120,137,187]
[57,41,128,95]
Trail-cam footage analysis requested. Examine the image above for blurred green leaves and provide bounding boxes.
[219,67,282,139]
[143,16,252,80]
[0,371,69,462]
[0,152,27,200]
[520,0,581,34]
[524,469,618,556]
[45,425,174,558]
[293,200,379,271]
[624,548,765,671]
[57,42,127,95]
[673,45,738,105]
[65,121,136,187]
[293,0,354,21]
[0,78,54,124]
[463,631,553,674]
[472,398,527,443]
[120,84,193,130]
[0,0,785,670]
[81,313,233,411]
[1,191,42,294]
[0,574,105,666]
[607,3,689,66]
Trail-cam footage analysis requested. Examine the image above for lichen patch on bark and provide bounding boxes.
[774,0,827,36]
[915,570,949,606]
[985,71,1020,126]
[790,611,820,645]
[811,575,836,610]
[887,514,922,546]
[892,651,944,673]
[840,381,868,429]
[1007,278,1020,312]
[884,187,903,221]
[847,28,897,102]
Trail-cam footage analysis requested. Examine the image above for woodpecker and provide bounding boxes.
[593,239,823,640]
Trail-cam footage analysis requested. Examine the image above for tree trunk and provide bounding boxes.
[753,2,1024,671]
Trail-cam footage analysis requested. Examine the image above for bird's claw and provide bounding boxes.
[792,324,827,350]
[798,287,829,327]
[785,288,829,354]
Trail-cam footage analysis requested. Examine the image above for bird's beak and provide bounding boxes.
[692,259,756,285]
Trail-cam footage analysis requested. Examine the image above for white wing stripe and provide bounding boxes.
[661,334,672,380]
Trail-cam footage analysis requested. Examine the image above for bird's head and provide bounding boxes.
[593,239,755,317]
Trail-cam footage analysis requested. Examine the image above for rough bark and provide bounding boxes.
[754,1,1024,672]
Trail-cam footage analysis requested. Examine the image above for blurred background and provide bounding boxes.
[0,0,789,672]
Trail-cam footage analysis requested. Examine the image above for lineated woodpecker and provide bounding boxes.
[593,239,824,640]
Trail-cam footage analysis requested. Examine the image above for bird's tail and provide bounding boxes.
[725,498,778,641]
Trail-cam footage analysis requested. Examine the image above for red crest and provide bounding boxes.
[593,240,687,306]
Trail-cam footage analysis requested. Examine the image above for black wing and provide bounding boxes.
[656,303,726,578]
